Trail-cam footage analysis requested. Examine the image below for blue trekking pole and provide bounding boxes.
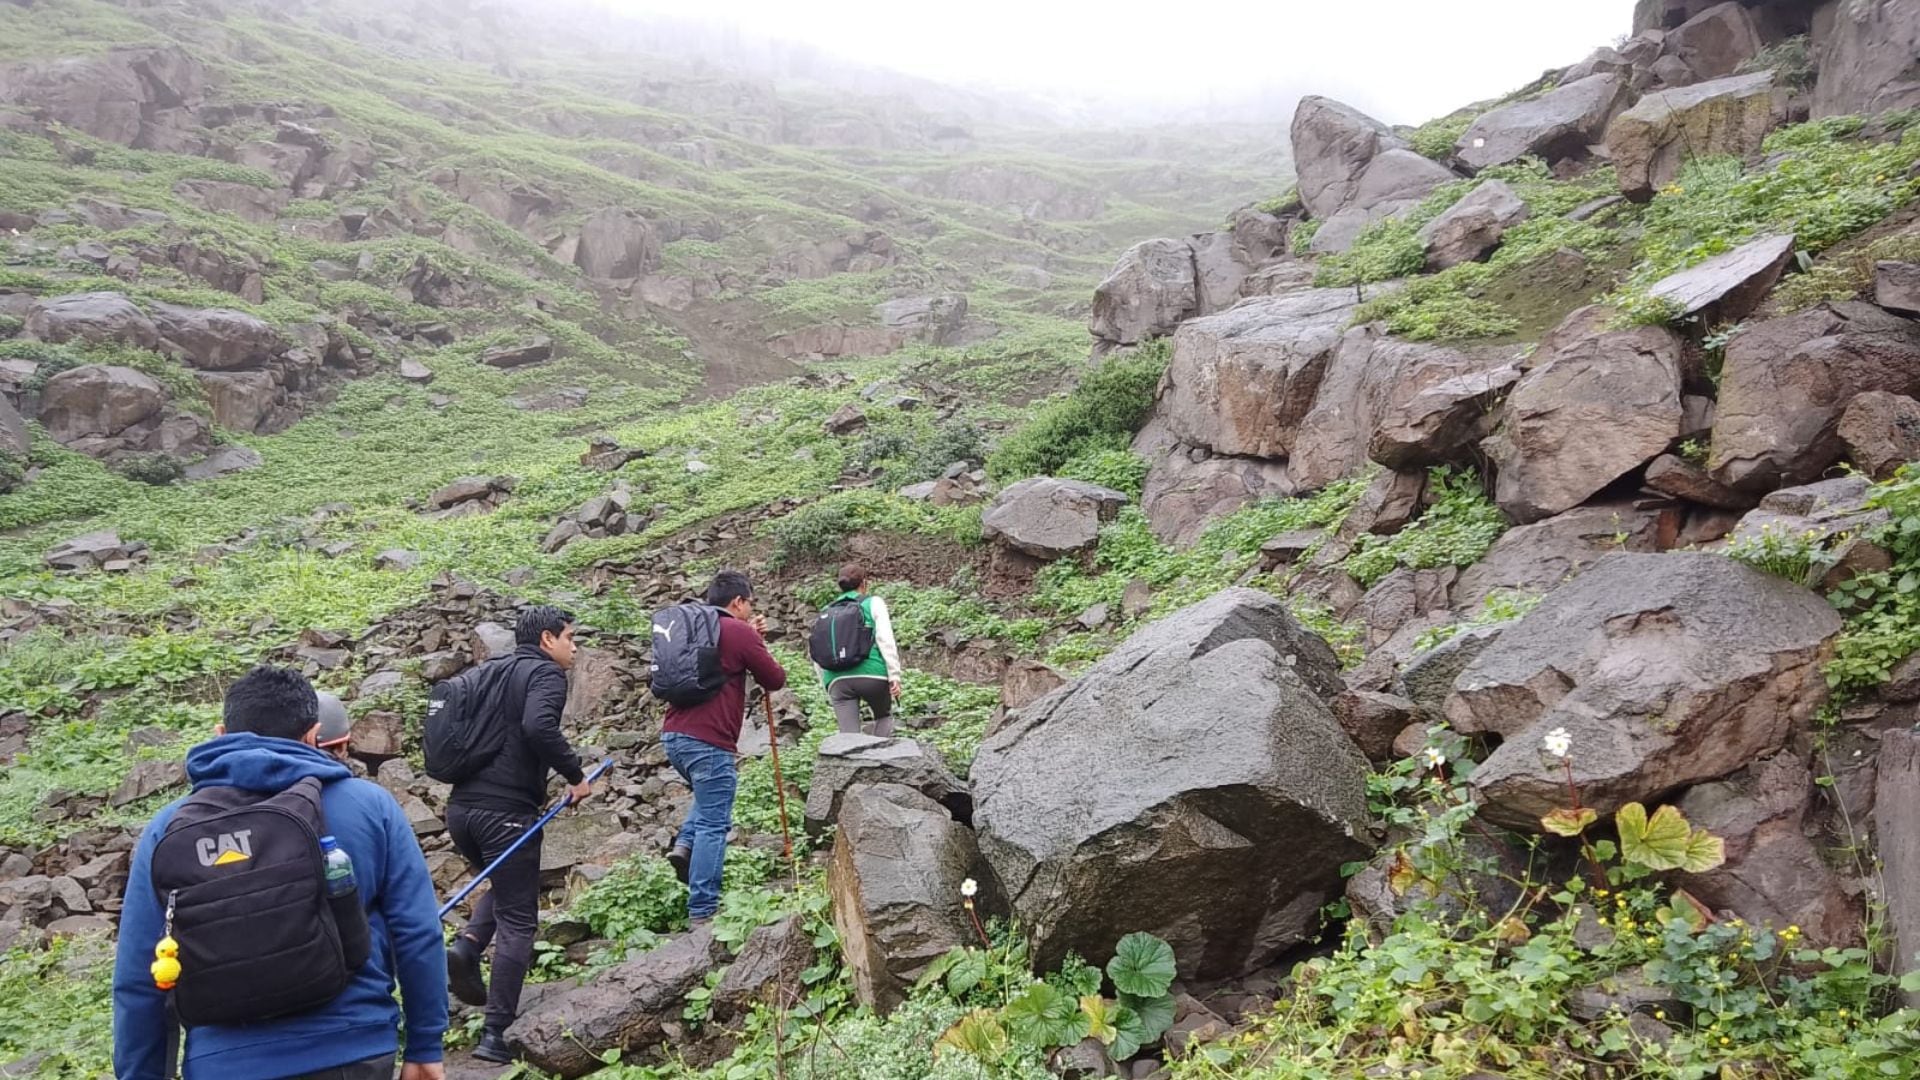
[437,758,615,919]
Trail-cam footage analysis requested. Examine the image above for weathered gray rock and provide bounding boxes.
[1455,75,1631,171]
[1662,2,1764,81]
[1483,307,1684,524]
[1089,238,1196,347]
[1366,344,1522,472]
[803,734,968,837]
[43,529,148,573]
[980,477,1129,560]
[1673,753,1859,947]
[1813,0,1920,119]
[479,336,554,368]
[574,207,659,280]
[1838,391,1920,481]
[874,294,970,346]
[1448,553,1839,827]
[149,304,286,371]
[1398,624,1507,721]
[709,915,814,1023]
[1646,233,1795,321]
[110,758,185,806]
[507,926,718,1077]
[1158,288,1364,459]
[1878,261,1920,316]
[972,588,1370,979]
[0,47,205,149]
[398,357,434,384]
[1307,149,1459,255]
[24,292,158,349]
[1416,180,1531,271]
[1643,454,1754,509]
[1139,449,1294,547]
[0,397,28,460]
[1291,96,1402,220]
[373,549,420,572]
[195,371,277,433]
[1608,72,1786,199]
[823,402,867,435]
[828,784,982,1012]
[1333,690,1418,763]
[1879,728,1920,1007]
[471,621,517,663]
[1710,302,1920,491]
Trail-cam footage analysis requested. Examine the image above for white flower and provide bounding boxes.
[1422,746,1447,770]
[1542,727,1573,759]
[960,878,978,899]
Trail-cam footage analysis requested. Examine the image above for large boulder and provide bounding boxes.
[479,336,554,368]
[1483,307,1685,524]
[0,397,27,460]
[24,293,159,349]
[1837,391,1920,481]
[1366,345,1522,471]
[573,208,659,280]
[803,734,969,837]
[1454,75,1631,171]
[1307,149,1458,255]
[1157,288,1364,459]
[980,477,1129,560]
[0,47,205,149]
[1089,238,1197,347]
[1139,449,1295,546]
[828,784,983,1012]
[507,926,719,1077]
[1291,96,1402,221]
[874,294,970,346]
[36,365,167,443]
[1645,233,1795,322]
[1447,553,1839,827]
[150,304,287,371]
[1416,180,1531,272]
[971,588,1371,979]
[1879,728,1920,1007]
[1450,501,1668,612]
[1813,0,1920,119]
[1709,302,1920,492]
[1662,2,1765,81]
[1878,261,1920,316]
[1607,71,1786,200]
[195,371,278,432]
[1672,753,1860,947]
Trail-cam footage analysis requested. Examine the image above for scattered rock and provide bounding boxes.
[1483,308,1684,523]
[183,445,263,481]
[44,530,148,573]
[972,588,1370,979]
[829,784,983,1012]
[472,621,517,663]
[1608,72,1786,200]
[109,758,185,807]
[574,207,659,280]
[23,292,159,349]
[479,336,554,368]
[542,484,651,552]
[1448,553,1840,827]
[1398,623,1507,722]
[398,357,434,384]
[1088,238,1196,347]
[1645,232,1795,321]
[1333,689,1418,762]
[425,475,514,517]
[373,549,421,572]
[709,914,814,1024]
[823,402,868,435]
[1455,74,1630,171]
[507,926,718,1077]
[580,437,646,472]
[1710,302,1920,491]
[873,294,970,346]
[804,734,969,836]
[1416,180,1531,271]
[980,477,1129,560]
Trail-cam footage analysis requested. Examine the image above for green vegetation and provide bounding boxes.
[1344,468,1507,587]
[985,340,1167,481]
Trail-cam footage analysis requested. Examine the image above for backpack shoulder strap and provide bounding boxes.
[162,775,326,835]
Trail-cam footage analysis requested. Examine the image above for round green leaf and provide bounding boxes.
[1120,991,1176,1042]
[1107,932,1177,998]
[1108,1002,1148,1061]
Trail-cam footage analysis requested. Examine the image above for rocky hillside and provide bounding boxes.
[8,0,1920,1079]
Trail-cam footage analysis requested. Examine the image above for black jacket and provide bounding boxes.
[447,645,585,814]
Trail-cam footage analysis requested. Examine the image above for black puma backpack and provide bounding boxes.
[148,777,371,1027]
[649,602,725,705]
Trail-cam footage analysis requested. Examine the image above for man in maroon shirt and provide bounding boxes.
[661,569,787,922]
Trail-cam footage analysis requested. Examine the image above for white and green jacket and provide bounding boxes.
[815,592,903,688]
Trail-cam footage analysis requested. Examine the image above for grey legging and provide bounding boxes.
[829,677,894,736]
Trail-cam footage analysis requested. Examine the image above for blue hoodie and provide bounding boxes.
[112,733,448,1079]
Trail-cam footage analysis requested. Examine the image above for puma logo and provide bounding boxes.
[652,621,674,641]
[195,830,254,867]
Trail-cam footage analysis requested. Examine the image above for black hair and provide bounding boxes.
[705,568,755,608]
[515,605,576,646]
[223,665,320,741]
[836,562,867,593]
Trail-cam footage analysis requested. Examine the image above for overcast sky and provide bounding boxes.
[595,0,1632,125]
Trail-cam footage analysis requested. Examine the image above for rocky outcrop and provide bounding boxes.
[980,477,1129,560]
[1483,307,1685,524]
[1607,72,1786,200]
[507,926,719,1077]
[1838,391,1920,481]
[1710,302,1920,491]
[1447,553,1839,827]
[1454,75,1631,171]
[0,47,206,151]
[828,784,982,1012]
[1290,97,1457,255]
[1309,150,1459,255]
[35,364,208,460]
[1878,261,1920,316]
[971,589,1370,979]
[1812,0,1920,119]
[574,208,660,280]
[1089,239,1197,348]
[479,336,555,368]
[24,293,159,350]
[1139,449,1295,546]
[149,304,288,371]
[1416,180,1530,271]
[1444,497,1667,611]
[422,475,514,519]
[1662,2,1765,82]
[43,530,149,574]
[1365,343,1522,472]
[1645,233,1795,321]
[874,295,971,347]
[803,734,969,837]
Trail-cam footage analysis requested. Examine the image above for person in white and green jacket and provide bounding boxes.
[816,562,904,736]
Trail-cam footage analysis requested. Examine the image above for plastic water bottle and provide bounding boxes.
[320,835,357,899]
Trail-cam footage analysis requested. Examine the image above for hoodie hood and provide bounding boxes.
[185,731,354,792]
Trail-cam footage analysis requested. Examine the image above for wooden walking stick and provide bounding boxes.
[763,693,798,881]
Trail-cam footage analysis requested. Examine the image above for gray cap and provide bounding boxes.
[315,691,352,746]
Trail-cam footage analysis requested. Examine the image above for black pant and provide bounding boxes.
[285,1054,393,1079]
[447,803,543,1033]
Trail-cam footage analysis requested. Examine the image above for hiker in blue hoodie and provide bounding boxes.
[112,665,448,1080]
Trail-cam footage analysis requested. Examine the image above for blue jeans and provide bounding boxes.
[663,732,737,919]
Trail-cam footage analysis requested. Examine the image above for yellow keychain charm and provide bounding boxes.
[151,935,180,990]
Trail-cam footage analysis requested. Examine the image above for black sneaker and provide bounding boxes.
[447,935,488,1008]
[666,845,691,885]
[472,1029,514,1064]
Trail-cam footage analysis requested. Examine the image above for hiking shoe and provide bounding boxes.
[447,935,488,1008]
[667,845,691,885]
[472,1029,514,1064]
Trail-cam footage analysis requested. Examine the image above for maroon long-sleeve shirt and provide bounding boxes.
[662,611,788,752]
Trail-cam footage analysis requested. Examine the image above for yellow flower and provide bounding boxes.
[1839,1009,1849,1018]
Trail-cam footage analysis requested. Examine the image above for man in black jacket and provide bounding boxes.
[444,606,593,1063]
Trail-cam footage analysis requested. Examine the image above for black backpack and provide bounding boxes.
[808,596,875,672]
[423,656,531,783]
[149,777,372,1027]
[650,603,724,705]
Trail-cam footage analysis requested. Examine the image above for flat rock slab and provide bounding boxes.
[1646,233,1794,321]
